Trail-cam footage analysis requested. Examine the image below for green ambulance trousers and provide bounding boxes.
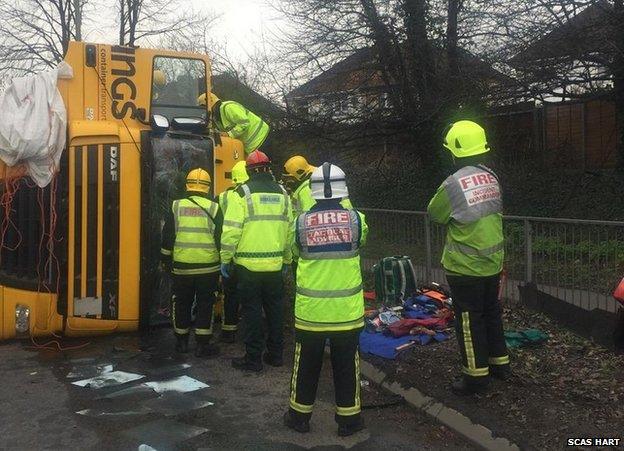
[235,265,284,363]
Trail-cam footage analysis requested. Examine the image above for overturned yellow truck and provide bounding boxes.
[0,42,243,339]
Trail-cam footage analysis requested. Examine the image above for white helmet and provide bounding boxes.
[310,162,349,200]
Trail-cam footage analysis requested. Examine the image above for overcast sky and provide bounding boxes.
[201,0,280,59]
[87,0,281,62]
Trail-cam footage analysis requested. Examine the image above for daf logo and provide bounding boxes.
[110,146,119,182]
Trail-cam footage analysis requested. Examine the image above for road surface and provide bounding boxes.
[0,328,473,450]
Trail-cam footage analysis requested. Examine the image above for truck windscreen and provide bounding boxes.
[151,57,207,122]
[141,132,214,326]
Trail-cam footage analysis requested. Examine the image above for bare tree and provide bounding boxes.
[273,0,482,164]
[117,0,210,47]
[0,0,86,78]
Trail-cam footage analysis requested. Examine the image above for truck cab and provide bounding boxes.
[0,42,243,339]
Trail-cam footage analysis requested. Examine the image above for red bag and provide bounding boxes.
[613,278,624,306]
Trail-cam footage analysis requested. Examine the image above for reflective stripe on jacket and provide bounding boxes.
[427,165,504,277]
[220,174,292,272]
[217,101,269,154]
[218,188,238,217]
[291,204,368,332]
[172,197,220,275]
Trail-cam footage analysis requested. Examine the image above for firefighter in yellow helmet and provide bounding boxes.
[161,168,223,357]
[198,92,270,155]
[217,161,249,343]
[427,120,509,395]
[282,155,354,215]
[152,70,167,101]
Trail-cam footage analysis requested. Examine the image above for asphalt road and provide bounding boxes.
[0,329,473,450]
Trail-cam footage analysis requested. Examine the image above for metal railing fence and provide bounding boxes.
[360,208,624,313]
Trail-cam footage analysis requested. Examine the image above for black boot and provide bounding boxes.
[220,330,236,344]
[283,411,310,433]
[263,352,283,367]
[337,416,365,437]
[231,355,263,372]
[175,333,189,353]
[490,365,511,381]
[451,376,488,395]
[195,335,220,358]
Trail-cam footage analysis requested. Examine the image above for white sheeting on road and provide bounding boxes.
[0,62,72,187]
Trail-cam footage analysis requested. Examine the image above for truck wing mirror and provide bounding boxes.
[151,114,170,132]
[171,117,207,133]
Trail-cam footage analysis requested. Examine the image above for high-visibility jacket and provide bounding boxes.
[160,195,222,275]
[218,187,238,216]
[427,164,504,277]
[291,179,354,216]
[220,172,292,272]
[291,201,368,332]
[214,100,269,154]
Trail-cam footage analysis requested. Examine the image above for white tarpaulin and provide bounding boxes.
[0,62,73,187]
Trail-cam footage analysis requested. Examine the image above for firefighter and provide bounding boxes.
[161,168,222,357]
[217,161,249,343]
[220,150,292,372]
[282,155,353,216]
[198,93,270,155]
[427,120,510,395]
[284,163,368,437]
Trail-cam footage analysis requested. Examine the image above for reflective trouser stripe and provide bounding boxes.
[289,342,313,413]
[446,241,504,257]
[172,295,189,335]
[160,248,172,256]
[461,312,489,377]
[196,306,215,336]
[489,355,510,365]
[296,284,362,298]
[221,324,237,331]
[337,349,361,416]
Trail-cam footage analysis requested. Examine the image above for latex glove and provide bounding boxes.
[221,263,231,279]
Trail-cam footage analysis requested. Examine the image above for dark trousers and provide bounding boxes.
[289,330,361,426]
[222,271,239,332]
[447,273,509,383]
[236,265,284,362]
[172,273,219,338]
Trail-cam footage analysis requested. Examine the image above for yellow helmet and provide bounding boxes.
[153,70,167,87]
[443,120,490,158]
[197,92,221,107]
[283,156,315,181]
[231,161,249,185]
[186,168,211,193]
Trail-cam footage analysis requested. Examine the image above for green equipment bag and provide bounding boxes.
[373,256,418,306]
